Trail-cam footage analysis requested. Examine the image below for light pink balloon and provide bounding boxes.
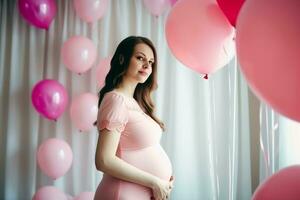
[252,165,300,200]
[37,138,73,180]
[236,0,300,122]
[74,0,109,23]
[96,56,112,89]
[143,0,170,17]
[165,0,235,75]
[33,186,67,200]
[70,93,98,132]
[61,36,97,74]
[31,79,68,121]
[74,192,95,200]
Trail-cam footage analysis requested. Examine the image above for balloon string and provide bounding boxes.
[223,45,228,57]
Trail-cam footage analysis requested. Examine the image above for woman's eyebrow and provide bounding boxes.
[136,52,154,61]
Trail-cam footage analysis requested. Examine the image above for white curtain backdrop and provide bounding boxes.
[0,0,252,199]
[259,103,300,183]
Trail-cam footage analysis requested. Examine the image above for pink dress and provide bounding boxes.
[94,90,173,200]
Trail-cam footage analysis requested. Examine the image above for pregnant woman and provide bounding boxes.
[94,36,174,200]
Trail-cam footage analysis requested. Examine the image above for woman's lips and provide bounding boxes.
[138,71,148,76]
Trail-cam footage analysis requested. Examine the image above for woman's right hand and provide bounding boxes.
[150,176,174,200]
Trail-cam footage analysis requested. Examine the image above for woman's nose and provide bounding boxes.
[143,62,149,68]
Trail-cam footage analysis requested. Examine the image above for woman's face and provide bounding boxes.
[124,43,154,83]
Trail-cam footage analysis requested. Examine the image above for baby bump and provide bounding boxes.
[121,144,173,181]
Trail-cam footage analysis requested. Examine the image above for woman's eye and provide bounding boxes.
[137,56,144,61]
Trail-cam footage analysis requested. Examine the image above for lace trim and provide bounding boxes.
[98,120,126,133]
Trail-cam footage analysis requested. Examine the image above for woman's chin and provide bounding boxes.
[137,77,148,83]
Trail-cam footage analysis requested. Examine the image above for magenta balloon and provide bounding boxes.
[165,0,235,75]
[37,138,73,180]
[216,0,245,27]
[73,0,109,23]
[61,36,97,74]
[252,166,300,200]
[18,0,57,30]
[96,56,112,88]
[33,186,67,200]
[70,93,98,132]
[31,79,68,121]
[236,0,300,122]
[74,192,95,200]
[169,0,178,6]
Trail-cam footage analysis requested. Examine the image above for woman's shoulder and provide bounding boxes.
[104,90,142,111]
[105,90,137,101]
[103,90,126,102]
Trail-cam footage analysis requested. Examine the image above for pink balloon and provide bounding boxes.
[37,138,73,180]
[18,0,57,30]
[70,93,98,132]
[216,0,245,27]
[73,0,109,23]
[143,0,170,17]
[33,186,67,200]
[61,36,97,74]
[74,192,95,200]
[31,79,68,121]
[165,0,235,75]
[252,165,300,200]
[236,0,300,122]
[96,56,112,89]
[169,0,178,6]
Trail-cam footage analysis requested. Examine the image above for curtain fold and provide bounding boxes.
[0,0,252,199]
[259,102,300,183]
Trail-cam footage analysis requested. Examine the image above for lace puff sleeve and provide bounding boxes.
[97,93,129,133]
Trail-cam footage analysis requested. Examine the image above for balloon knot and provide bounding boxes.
[203,74,208,79]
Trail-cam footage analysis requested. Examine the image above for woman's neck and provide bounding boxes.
[115,81,137,98]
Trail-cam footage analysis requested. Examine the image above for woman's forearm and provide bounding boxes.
[97,156,158,189]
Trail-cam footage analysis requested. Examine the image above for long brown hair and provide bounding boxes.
[94,36,166,132]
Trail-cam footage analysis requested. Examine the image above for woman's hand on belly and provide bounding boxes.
[150,176,175,200]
